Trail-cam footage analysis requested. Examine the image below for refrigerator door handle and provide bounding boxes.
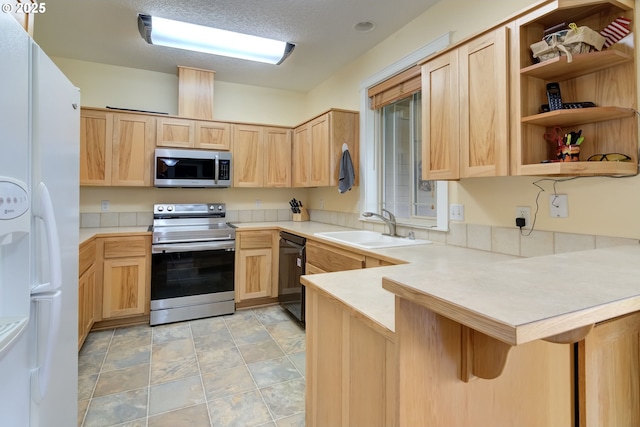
[31,182,62,294]
[30,290,62,403]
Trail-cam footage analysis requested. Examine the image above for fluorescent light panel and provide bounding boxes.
[138,14,294,65]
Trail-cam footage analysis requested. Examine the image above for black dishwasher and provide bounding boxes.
[278,231,306,325]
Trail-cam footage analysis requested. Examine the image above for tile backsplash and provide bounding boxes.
[81,208,639,258]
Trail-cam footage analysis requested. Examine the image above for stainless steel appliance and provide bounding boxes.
[150,203,236,326]
[278,231,306,325]
[154,148,232,188]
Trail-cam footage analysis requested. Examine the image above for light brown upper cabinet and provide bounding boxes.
[156,117,231,151]
[111,114,155,186]
[421,27,509,180]
[233,124,291,187]
[516,0,637,177]
[80,108,155,186]
[292,109,359,188]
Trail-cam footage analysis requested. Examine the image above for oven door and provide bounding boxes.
[151,241,235,307]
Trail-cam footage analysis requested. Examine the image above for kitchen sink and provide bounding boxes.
[314,230,431,249]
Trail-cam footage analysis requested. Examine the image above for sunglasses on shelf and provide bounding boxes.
[586,153,632,162]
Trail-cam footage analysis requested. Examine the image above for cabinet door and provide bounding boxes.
[459,27,509,178]
[265,127,291,187]
[233,124,264,187]
[292,124,310,187]
[111,114,156,186]
[80,109,112,186]
[195,121,231,150]
[156,117,195,148]
[237,248,273,301]
[78,264,96,349]
[422,50,460,180]
[102,257,147,318]
[309,114,330,187]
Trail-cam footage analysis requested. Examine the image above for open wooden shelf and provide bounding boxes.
[521,107,635,127]
[521,50,633,81]
[519,160,638,176]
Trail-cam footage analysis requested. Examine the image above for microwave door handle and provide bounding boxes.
[215,154,219,184]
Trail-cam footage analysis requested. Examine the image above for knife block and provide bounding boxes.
[293,207,309,222]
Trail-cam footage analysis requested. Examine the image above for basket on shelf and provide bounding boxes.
[531,24,606,63]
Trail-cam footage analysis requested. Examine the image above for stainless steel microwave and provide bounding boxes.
[154,148,232,188]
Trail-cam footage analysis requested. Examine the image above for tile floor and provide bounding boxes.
[78,305,306,427]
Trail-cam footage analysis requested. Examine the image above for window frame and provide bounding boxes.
[358,32,451,231]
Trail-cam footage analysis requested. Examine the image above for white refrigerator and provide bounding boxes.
[0,13,80,427]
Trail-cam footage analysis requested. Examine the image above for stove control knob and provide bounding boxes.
[167,206,174,212]
[209,205,215,210]
[157,206,164,212]
[218,205,223,210]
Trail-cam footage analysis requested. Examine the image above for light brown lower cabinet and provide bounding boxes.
[100,235,151,320]
[579,312,640,427]
[78,239,97,350]
[306,286,396,427]
[235,230,279,306]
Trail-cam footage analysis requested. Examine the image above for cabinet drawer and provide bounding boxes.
[307,240,365,272]
[103,236,149,258]
[79,240,96,276]
[239,231,273,249]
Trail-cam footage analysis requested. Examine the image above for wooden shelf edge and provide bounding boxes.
[521,50,633,81]
[521,107,635,127]
[518,161,638,176]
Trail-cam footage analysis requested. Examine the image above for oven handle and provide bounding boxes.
[152,241,236,254]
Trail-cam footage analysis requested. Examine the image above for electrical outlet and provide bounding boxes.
[101,200,109,212]
[449,204,464,221]
[549,194,568,218]
[515,206,531,229]
[255,200,261,208]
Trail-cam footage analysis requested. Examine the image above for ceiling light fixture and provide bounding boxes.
[137,14,295,65]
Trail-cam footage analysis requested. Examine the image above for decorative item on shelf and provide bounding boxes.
[561,144,580,162]
[531,23,606,63]
[543,126,565,160]
[587,153,632,162]
[600,17,632,48]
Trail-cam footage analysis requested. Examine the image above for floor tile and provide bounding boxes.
[151,354,199,385]
[202,365,256,401]
[83,388,148,427]
[93,364,150,397]
[79,330,113,356]
[110,326,153,352]
[148,404,211,427]
[197,345,244,374]
[78,399,89,426]
[260,378,305,419]
[288,351,306,377]
[238,338,285,364]
[151,337,195,362]
[152,322,193,344]
[191,316,228,337]
[149,375,205,416]
[194,329,236,352]
[112,419,147,427]
[102,345,151,372]
[265,323,305,354]
[248,356,300,388]
[275,412,306,427]
[77,372,98,401]
[209,389,272,427]
[78,353,106,377]
[252,306,293,326]
[229,323,271,346]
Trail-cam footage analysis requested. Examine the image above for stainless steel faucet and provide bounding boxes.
[362,209,399,237]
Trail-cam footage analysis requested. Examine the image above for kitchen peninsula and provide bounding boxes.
[300,237,640,427]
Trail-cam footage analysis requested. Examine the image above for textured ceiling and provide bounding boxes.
[33,0,440,92]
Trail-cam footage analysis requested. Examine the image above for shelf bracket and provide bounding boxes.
[461,326,513,382]
[542,324,594,344]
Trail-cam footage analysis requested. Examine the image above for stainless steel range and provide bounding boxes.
[150,203,236,326]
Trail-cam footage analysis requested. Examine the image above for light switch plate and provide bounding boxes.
[449,204,464,221]
[549,194,568,218]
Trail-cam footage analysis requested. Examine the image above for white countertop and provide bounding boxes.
[79,226,151,245]
[383,244,640,345]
